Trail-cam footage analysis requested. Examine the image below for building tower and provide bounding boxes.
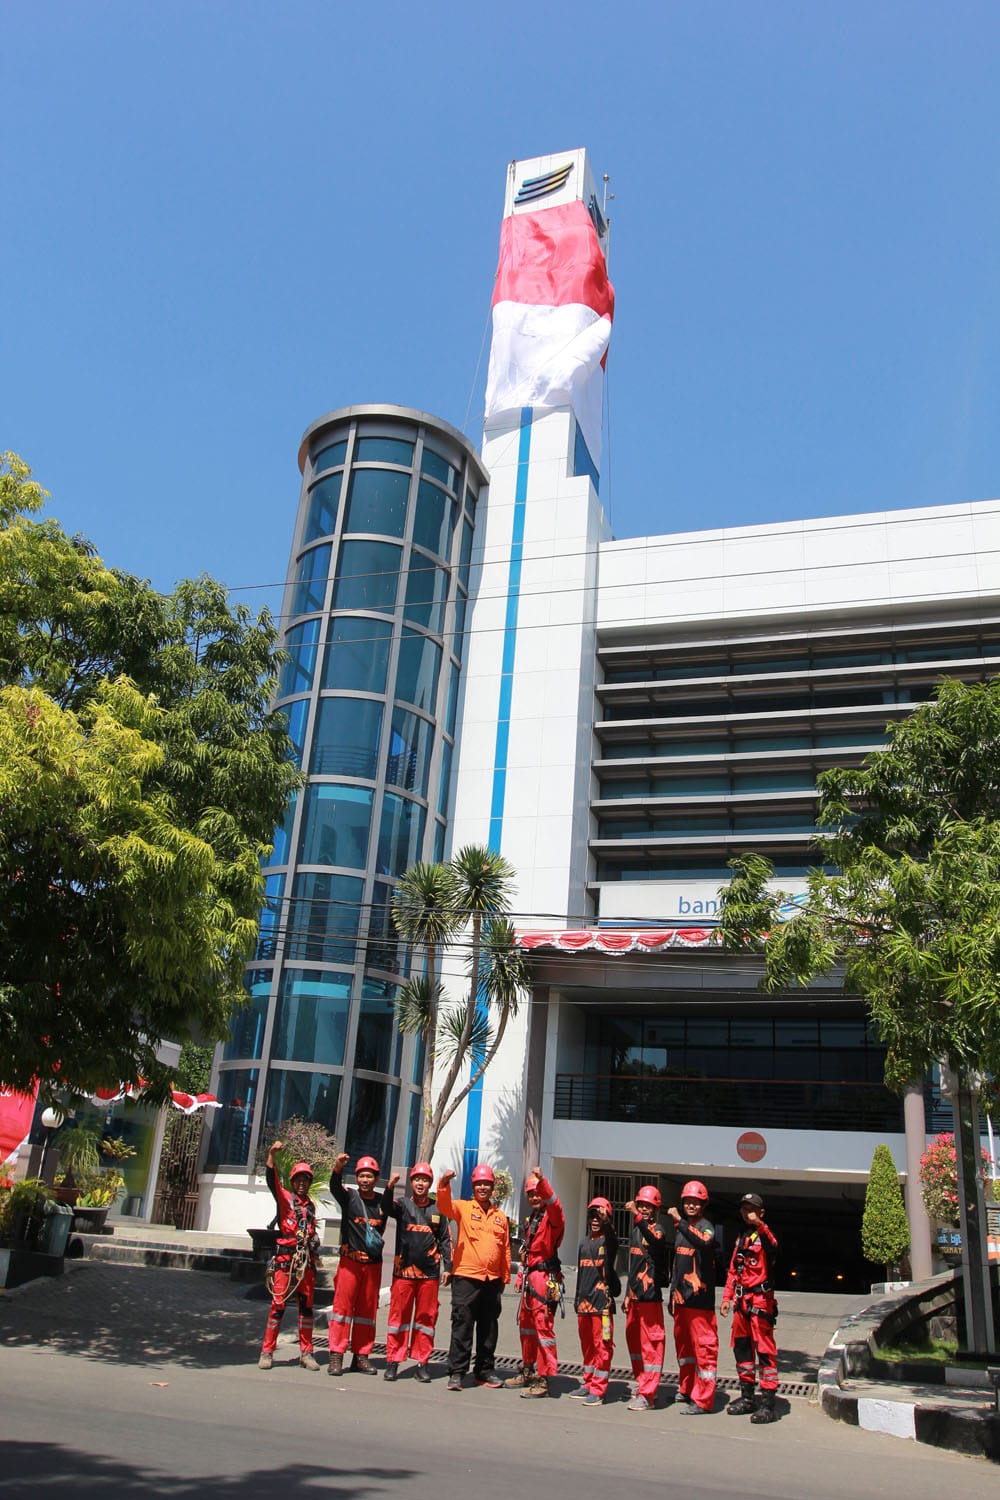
[201,407,487,1228]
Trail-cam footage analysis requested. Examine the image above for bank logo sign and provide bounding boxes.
[514,161,573,205]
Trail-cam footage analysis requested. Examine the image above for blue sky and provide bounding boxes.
[4,2,999,625]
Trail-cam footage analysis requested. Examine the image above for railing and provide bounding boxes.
[553,1073,903,1133]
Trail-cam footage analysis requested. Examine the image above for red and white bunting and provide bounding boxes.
[517,928,719,954]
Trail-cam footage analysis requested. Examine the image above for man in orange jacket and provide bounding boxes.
[437,1164,511,1391]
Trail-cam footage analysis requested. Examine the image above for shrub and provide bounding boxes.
[253,1117,339,1196]
[861,1144,909,1273]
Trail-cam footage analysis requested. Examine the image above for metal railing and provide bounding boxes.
[554,1073,903,1132]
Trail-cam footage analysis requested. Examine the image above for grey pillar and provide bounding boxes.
[904,1082,934,1281]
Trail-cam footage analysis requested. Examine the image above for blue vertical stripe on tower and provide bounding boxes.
[460,407,533,1195]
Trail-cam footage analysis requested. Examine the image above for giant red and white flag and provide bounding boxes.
[484,157,614,466]
[0,1083,38,1169]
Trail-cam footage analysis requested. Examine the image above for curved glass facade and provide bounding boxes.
[208,406,487,1172]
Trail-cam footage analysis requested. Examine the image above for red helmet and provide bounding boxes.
[470,1164,495,1185]
[588,1197,613,1217]
[680,1180,709,1202]
[290,1161,314,1182]
[409,1162,434,1180]
[355,1156,380,1174]
[636,1184,662,1208]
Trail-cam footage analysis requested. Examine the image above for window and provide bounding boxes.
[303,474,342,544]
[355,986,401,1074]
[420,447,458,491]
[437,739,452,816]
[287,872,364,964]
[264,1071,341,1137]
[458,518,474,592]
[412,479,454,557]
[377,793,426,877]
[396,629,440,713]
[386,707,433,795]
[299,784,372,869]
[279,620,321,697]
[344,467,410,539]
[255,874,285,960]
[346,1077,400,1165]
[355,436,413,466]
[266,790,298,867]
[322,616,392,694]
[310,698,382,779]
[204,1068,260,1170]
[225,971,271,1060]
[333,539,401,613]
[404,561,449,633]
[272,969,351,1066]
[313,438,348,474]
[283,698,309,767]
[445,664,460,735]
[291,543,331,616]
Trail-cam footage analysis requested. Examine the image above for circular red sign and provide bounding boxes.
[737,1131,767,1163]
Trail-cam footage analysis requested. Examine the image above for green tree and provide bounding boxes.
[0,452,300,1100]
[392,845,529,1160]
[717,677,1000,1351]
[861,1144,910,1279]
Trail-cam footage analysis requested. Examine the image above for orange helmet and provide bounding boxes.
[680,1180,709,1202]
[356,1156,379,1174]
[636,1185,662,1208]
[290,1161,314,1183]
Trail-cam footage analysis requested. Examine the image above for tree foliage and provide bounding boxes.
[392,846,529,1160]
[0,453,300,1100]
[861,1143,909,1272]
[717,679,1000,1092]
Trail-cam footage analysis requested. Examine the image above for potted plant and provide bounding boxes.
[0,1178,70,1288]
[249,1117,339,1258]
[52,1123,101,1204]
[70,1136,137,1233]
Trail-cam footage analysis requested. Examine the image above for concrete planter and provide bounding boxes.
[0,1247,65,1289]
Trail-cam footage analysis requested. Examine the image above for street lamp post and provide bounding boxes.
[38,1107,64,1185]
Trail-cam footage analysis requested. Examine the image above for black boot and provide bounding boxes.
[383,1362,399,1382]
[727,1383,756,1416]
[750,1391,778,1424]
[414,1364,431,1384]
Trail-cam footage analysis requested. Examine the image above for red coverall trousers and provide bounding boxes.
[261,1263,316,1354]
[577,1313,614,1397]
[385,1277,440,1364]
[328,1258,380,1356]
[731,1292,778,1392]
[517,1270,558,1376]
[673,1305,718,1411]
[625,1300,665,1400]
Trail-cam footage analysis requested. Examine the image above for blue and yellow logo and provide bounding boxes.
[514,162,573,206]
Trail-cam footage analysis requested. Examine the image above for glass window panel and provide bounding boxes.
[333,539,401,613]
[412,479,454,556]
[266,789,298,867]
[346,1077,400,1165]
[366,884,404,974]
[737,734,811,751]
[404,561,448,633]
[411,1031,427,1086]
[396,629,441,713]
[256,874,285,961]
[291,543,331,616]
[729,1019,773,1049]
[445,664,460,735]
[204,1068,259,1169]
[386,707,433,795]
[344,467,410,539]
[322,616,391,694]
[310,698,382,779]
[774,1019,819,1048]
[733,770,815,792]
[458,518,474,592]
[279,619,321,698]
[404,1090,422,1164]
[453,591,467,658]
[355,437,414,466]
[287,872,364,964]
[438,739,453,816]
[300,784,372,868]
[273,969,351,1065]
[433,820,445,863]
[264,1070,341,1137]
[283,698,309,767]
[377,792,426,878]
[355,991,400,1074]
[303,474,342,544]
[225,970,272,1060]
[313,439,348,473]
[420,448,457,490]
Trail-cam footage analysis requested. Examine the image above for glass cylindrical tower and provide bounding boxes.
[206,405,488,1177]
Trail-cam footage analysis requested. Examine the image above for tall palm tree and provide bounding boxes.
[392,845,528,1160]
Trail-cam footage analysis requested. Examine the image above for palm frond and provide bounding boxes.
[436,1003,493,1064]
[473,916,529,1016]
[394,975,440,1037]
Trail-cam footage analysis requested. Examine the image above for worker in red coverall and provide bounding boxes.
[382,1162,452,1383]
[258,1140,322,1371]
[721,1191,780,1424]
[328,1151,396,1376]
[503,1166,565,1399]
[570,1196,620,1406]
[667,1180,719,1415]
[624,1184,669,1412]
